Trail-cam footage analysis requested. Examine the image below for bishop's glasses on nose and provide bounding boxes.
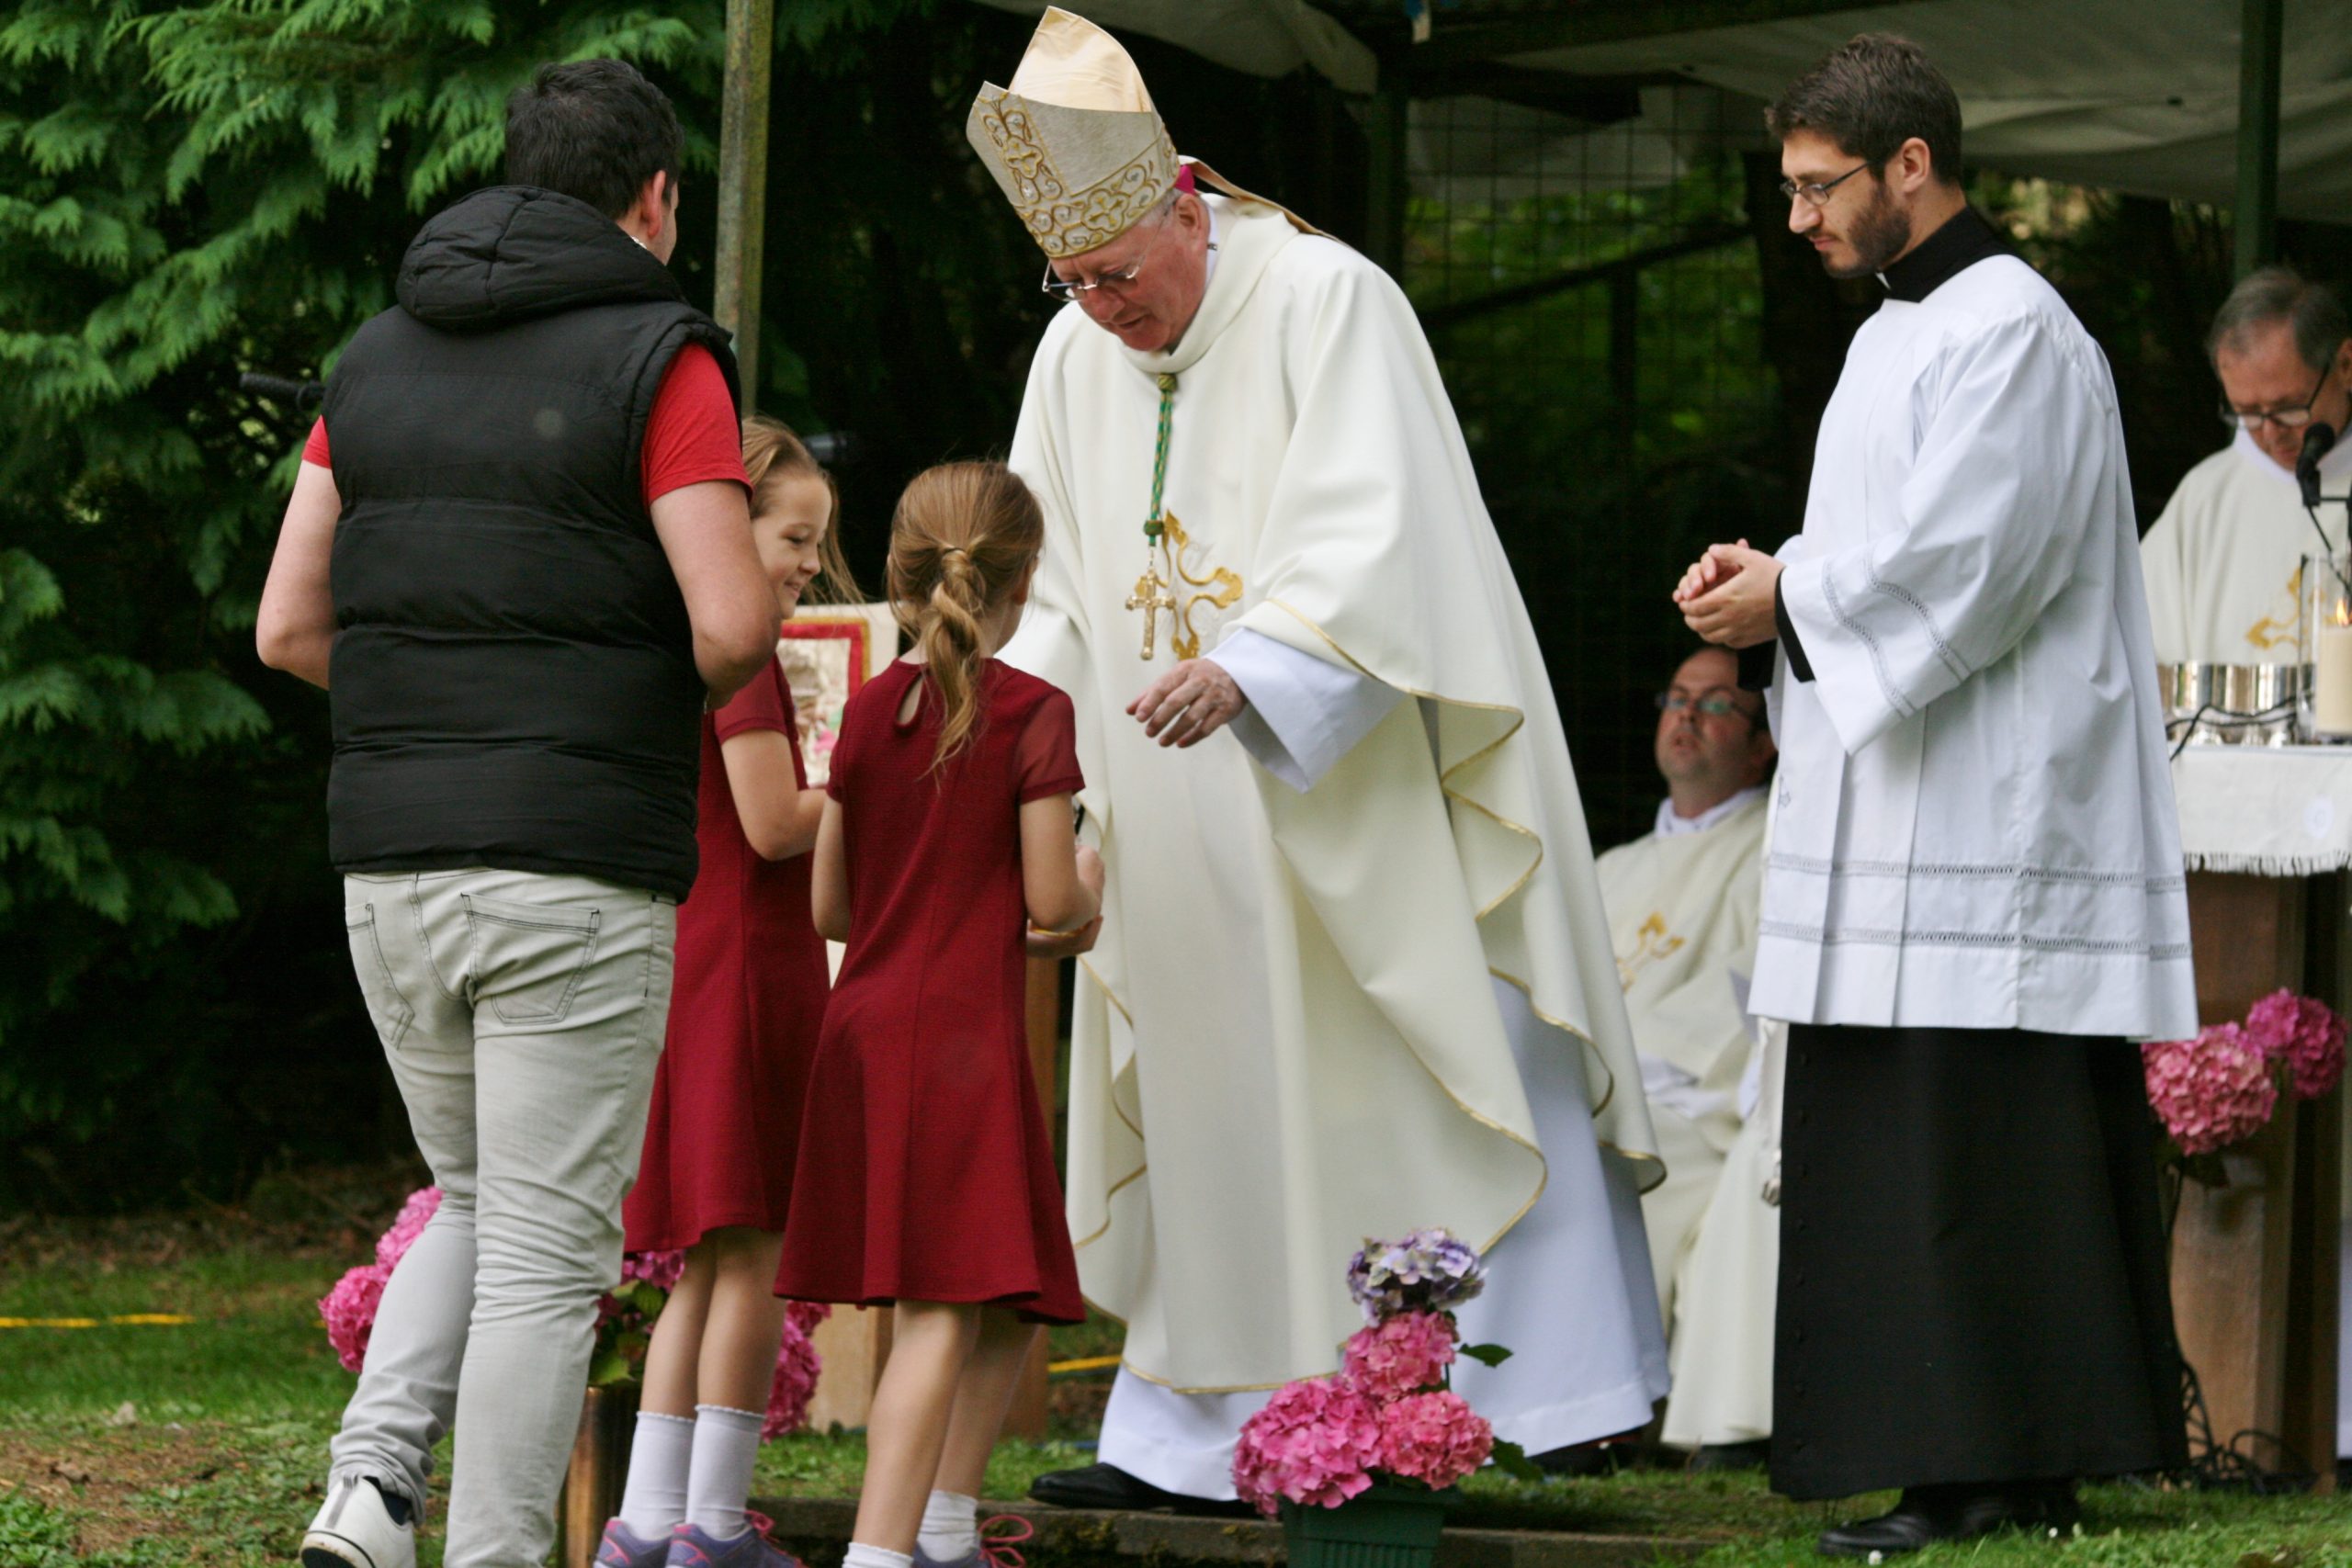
[1041,209,1204,301]
[1041,255,1148,301]
[2219,357,2337,432]
[1777,162,1871,208]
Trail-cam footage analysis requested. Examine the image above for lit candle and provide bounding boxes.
[2318,623,2352,735]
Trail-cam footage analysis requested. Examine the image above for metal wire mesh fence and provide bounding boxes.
[1398,86,1781,847]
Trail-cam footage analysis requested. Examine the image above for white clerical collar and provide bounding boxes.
[1654,785,1765,840]
[2229,423,2352,489]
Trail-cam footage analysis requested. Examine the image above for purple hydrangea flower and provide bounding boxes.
[1345,1227,1485,1325]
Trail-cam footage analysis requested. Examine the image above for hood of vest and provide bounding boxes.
[396,185,687,332]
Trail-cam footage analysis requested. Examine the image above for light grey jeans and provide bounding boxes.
[332,867,676,1568]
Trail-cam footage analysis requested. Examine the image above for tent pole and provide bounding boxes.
[1365,67,1410,280]
[716,0,775,412]
[2233,0,2281,277]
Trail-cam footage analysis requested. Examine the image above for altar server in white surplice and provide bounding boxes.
[1677,35,2194,1559]
[966,8,1668,1511]
[1596,648,1778,1468]
[2140,268,2352,666]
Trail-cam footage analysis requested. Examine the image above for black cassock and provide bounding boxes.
[1770,1024,2189,1499]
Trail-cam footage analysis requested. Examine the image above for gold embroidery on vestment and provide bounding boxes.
[1151,513,1242,660]
[2246,561,2304,651]
[1615,912,1687,988]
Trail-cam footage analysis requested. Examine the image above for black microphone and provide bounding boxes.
[239,372,323,413]
[2299,421,2336,510]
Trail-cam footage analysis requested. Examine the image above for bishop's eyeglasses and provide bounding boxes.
[1777,162,1871,208]
[1039,211,1215,301]
[2218,357,2336,432]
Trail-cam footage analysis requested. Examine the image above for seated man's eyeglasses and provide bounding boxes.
[1657,688,1761,723]
[2219,356,2338,432]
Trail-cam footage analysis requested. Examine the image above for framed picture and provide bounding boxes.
[775,604,900,786]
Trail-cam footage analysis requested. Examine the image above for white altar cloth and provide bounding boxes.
[2172,745,2352,877]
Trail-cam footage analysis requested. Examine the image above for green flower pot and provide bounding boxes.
[1281,1482,1457,1568]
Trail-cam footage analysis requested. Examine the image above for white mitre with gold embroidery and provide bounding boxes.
[967,8,1180,258]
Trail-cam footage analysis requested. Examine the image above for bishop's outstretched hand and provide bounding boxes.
[1128,658,1246,749]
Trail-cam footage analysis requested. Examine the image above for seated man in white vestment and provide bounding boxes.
[1596,647,1777,1469]
[2141,267,2352,665]
[965,7,1669,1512]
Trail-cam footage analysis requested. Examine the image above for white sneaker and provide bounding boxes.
[301,1476,417,1568]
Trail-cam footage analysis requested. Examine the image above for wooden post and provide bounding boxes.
[556,1382,639,1568]
[2172,871,2342,1489]
[715,0,775,409]
[2233,0,2282,278]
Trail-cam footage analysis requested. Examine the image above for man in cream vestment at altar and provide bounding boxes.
[967,8,1668,1508]
[1596,647,1779,1464]
[2142,266,2352,665]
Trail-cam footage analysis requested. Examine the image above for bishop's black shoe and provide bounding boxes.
[1690,1439,1770,1472]
[1815,1479,2076,1559]
[1026,1462,1253,1517]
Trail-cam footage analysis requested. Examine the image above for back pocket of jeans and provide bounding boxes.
[462,894,603,1026]
[345,904,416,1051]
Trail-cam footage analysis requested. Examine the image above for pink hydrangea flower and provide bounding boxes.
[622,1249,687,1292]
[321,1263,390,1372]
[763,1305,829,1439]
[375,1187,442,1270]
[2244,989,2346,1100]
[1341,1310,1457,1402]
[2143,1023,2278,1156]
[1231,1378,1382,1517]
[1374,1390,1494,1491]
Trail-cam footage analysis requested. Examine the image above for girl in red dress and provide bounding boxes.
[778,462,1099,1568]
[600,419,857,1568]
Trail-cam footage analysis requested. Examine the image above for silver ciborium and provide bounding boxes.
[2159,662,2302,747]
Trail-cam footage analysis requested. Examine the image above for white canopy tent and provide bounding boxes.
[972,0,2341,259]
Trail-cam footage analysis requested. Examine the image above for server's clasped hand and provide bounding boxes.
[1676,540,1783,649]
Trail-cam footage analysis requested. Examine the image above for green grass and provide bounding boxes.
[1,1193,2347,1567]
[0,1247,353,1418]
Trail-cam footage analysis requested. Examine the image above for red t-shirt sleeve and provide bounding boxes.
[303,418,331,466]
[713,657,792,742]
[1016,687,1086,803]
[641,343,749,508]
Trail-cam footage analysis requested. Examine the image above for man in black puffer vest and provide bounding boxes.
[257,60,776,1568]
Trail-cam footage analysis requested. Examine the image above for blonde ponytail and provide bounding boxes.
[885,464,1046,773]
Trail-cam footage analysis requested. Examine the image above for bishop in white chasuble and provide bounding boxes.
[969,7,1667,1501]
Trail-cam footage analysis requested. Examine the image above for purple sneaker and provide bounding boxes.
[666,1515,804,1568]
[595,1519,672,1568]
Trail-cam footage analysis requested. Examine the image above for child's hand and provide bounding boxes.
[1076,844,1104,896]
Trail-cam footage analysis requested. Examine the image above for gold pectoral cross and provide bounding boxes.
[1127,554,1178,660]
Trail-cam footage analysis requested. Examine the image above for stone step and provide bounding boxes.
[749,1497,1709,1568]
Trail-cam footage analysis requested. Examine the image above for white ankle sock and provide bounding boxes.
[846,1545,916,1568]
[685,1404,766,1538]
[917,1490,979,1562]
[617,1410,695,1537]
